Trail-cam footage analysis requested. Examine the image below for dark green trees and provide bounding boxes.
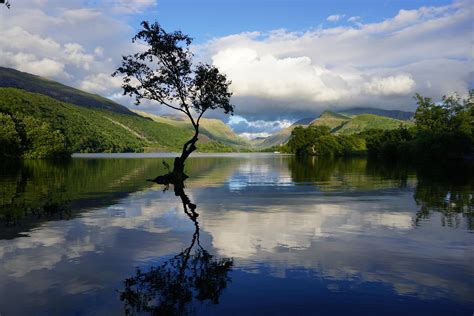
[413,91,473,158]
[366,91,473,160]
[365,127,415,160]
[287,125,364,157]
[0,113,21,158]
[0,113,69,159]
[287,91,473,161]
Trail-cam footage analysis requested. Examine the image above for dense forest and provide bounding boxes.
[285,91,473,161]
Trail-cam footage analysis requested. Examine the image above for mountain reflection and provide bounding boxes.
[120,179,233,315]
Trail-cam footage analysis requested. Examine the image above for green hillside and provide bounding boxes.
[339,107,414,120]
[256,110,413,149]
[133,110,249,147]
[310,111,351,130]
[0,88,234,157]
[333,113,413,134]
[251,126,295,149]
[0,67,133,115]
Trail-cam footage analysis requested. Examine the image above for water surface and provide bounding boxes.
[0,154,472,315]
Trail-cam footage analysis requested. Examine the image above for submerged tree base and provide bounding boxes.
[147,157,190,185]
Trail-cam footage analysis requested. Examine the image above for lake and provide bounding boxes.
[0,154,472,315]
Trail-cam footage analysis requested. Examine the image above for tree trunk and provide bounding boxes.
[147,124,199,185]
[172,124,199,180]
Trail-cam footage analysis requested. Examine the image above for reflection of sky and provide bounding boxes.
[227,160,293,191]
[0,156,472,315]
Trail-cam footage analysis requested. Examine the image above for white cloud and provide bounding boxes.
[239,132,272,139]
[0,51,68,78]
[348,16,361,23]
[63,43,95,70]
[363,74,416,96]
[94,46,104,57]
[112,0,157,13]
[327,14,344,22]
[202,1,472,119]
[80,73,123,94]
[228,115,293,138]
[0,1,133,88]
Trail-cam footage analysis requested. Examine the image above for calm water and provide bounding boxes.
[0,154,472,315]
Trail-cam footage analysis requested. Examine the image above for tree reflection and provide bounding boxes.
[120,178,233,315]
[413,161,473,229]
[288,157,473,230]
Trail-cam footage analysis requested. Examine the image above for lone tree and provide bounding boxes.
[114,21,233,181]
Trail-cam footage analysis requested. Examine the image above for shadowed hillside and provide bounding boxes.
[0,67,133,115]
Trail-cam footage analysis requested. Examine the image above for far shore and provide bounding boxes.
[71,152,294,159]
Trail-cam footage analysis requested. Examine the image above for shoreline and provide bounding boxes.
[71,152,294,159]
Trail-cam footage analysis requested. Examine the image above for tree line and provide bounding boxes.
[285,91,473,161]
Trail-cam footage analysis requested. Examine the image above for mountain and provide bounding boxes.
[133,110,249,147]
[0,67,133,115]
[339,107,414,120]
[254,109,414,149]
[0,88,200,153]
[328,113,411,134]
[292,117,314,126]
[310,111,351,130]
[251,117,310,149]
[0,68,250,155]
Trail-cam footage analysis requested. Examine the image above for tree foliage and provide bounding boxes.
[114,22,233,141]
[287,125,365,156]
[0,112,20,158]
[114,21,234,175]
[287,91,473,161]
[366,90,473,160]
[0,112,69,159]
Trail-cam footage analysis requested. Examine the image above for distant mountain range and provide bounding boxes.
[252,109,414,148]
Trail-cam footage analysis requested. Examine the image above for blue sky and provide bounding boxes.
[0,0,471,137]
[135,0,454,43]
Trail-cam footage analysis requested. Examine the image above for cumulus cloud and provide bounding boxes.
[363,75,416,96]
[347,16,361,23]
[80,73,123,94]
[228,116,292,139]
[0,1,134,90]
[327,14,344,22]
[202,1,472,120]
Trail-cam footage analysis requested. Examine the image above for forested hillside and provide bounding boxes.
[0,88,235,158]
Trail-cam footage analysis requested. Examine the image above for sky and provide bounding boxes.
[0,0,472,138]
